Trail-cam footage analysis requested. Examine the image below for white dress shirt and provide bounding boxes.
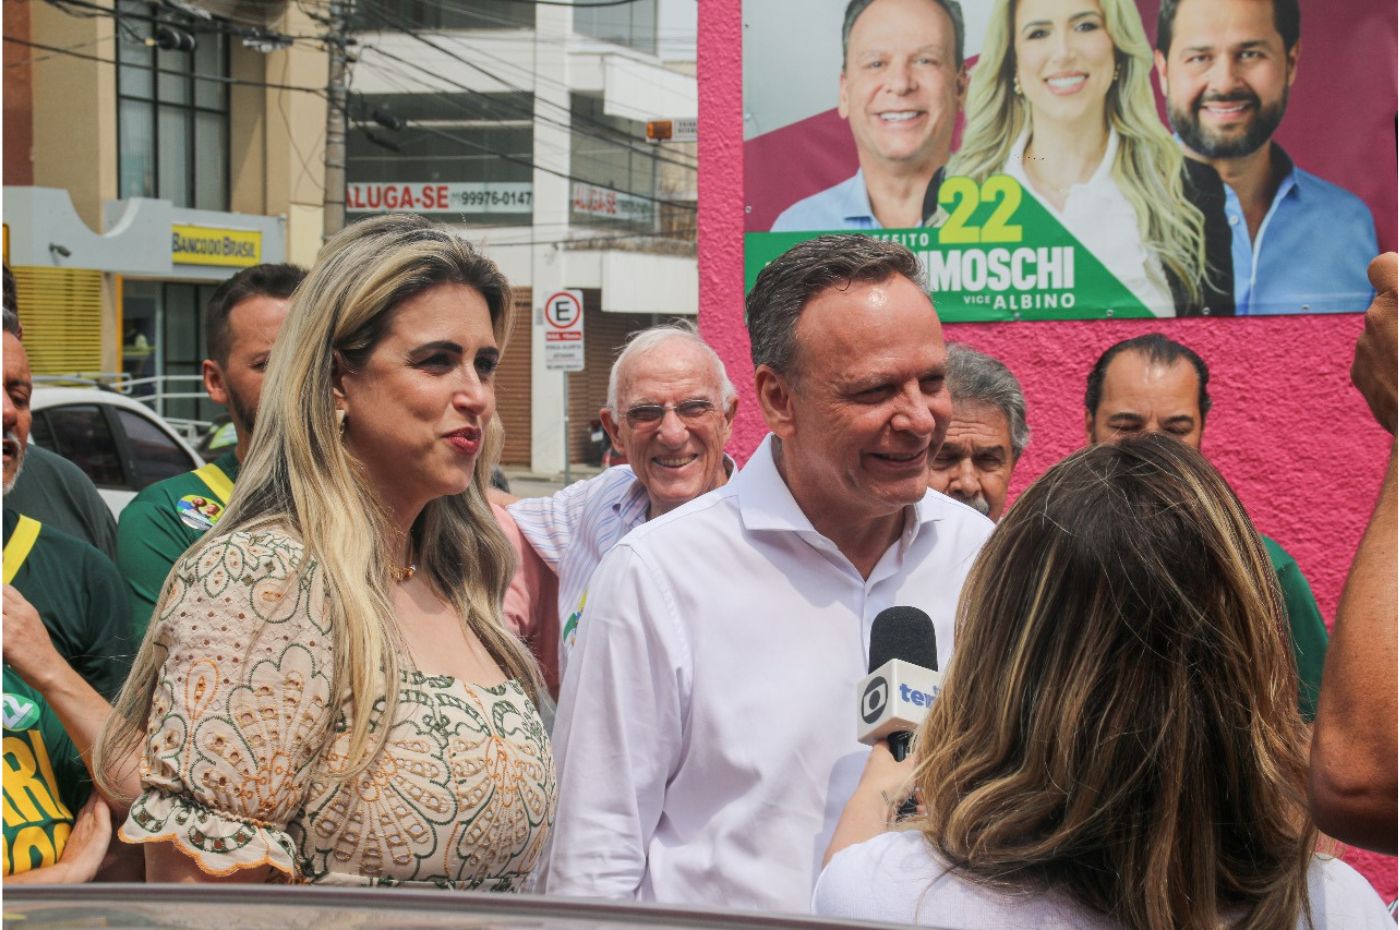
[544,435,994,913]
[814,831,1396,929]
[1003,129,1174,317]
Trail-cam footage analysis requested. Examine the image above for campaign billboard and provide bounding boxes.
[742,0,1396,321]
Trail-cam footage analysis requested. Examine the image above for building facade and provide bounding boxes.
[4,0,325,425]
[346,0,698,471]
[4,0,697,471]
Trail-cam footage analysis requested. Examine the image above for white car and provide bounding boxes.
[29,387,204,518]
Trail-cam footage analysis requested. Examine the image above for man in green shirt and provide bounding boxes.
[4,307,134,880]
[1084,334,1329,719]
[117,263,303,640]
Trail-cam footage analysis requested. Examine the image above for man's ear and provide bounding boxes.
[954,64,970,108]
[1083,409,1096,446]
[1153,50,1169,97]
[755,365,797,440]
[600,407,624,454]
[202,359,229,407]
[1284,40,1299,87]
[838,70,851,120]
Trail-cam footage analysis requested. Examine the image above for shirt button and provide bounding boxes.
[1228,214,1240,226]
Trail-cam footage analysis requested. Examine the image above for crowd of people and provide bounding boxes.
[3,208,1397,927]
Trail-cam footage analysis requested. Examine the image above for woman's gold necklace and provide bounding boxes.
[390,562,417,583]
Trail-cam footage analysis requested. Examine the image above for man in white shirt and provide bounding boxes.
[544,235,994,912]
[508,322,738,683]
[771,0,968,232]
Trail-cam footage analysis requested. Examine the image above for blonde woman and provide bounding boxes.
[948,0,1230,316]
[95,214,554,887]
[816,435,1392,929]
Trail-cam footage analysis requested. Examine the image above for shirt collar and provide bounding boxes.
[1007,127,1120,190]
[837,170,878,225]
[215,449,242,482]
[734,434,941,538]
[1270,143,1299,202]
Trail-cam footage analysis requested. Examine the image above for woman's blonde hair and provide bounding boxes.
[948,0,1209,310]
[99,214,540,786]
[914,434,1316,930]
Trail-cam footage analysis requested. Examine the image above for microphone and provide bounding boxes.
[857,606,941,762]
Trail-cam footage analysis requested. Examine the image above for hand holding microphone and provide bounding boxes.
[857,606,941,761]
[826,607,940,863]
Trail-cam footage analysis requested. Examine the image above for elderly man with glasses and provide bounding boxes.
[507,321,738,685]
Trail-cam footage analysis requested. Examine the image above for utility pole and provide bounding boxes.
[323,0,352,238]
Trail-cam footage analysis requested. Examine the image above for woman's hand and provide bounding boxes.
[822,739,920,868]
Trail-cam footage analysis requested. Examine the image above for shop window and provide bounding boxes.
[569,94,660,234]
[351,0,533,33]
[574,0,658,55]
[346,92,534,227]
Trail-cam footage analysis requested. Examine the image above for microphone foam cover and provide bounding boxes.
[869,606,938,673]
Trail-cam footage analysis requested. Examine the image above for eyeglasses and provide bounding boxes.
[623,399,718,427]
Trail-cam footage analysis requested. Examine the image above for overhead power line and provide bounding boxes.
[355,0,697,170]
[416,123,696,211]
[357,42,697,172]
[2,35,329,94]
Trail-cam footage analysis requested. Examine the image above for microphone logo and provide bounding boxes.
[861,676,889,724]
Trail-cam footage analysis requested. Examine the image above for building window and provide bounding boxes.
[122,279,222,425]
[574,0,658,55]
[351,0,533,33]
[569,93,658,233]
[116,1,229,210]
[346,92,534,227]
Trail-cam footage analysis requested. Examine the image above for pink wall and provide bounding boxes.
[699,0,1396,898]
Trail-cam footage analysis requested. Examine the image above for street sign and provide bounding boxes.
[645,116,697,143]
[543,289,585,372]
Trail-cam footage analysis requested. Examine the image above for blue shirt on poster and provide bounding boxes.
[771,170,881,231]
[1225,148,1377,315]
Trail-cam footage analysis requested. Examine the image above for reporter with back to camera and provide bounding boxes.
[95,214,554,887]
[817,434,1392,929]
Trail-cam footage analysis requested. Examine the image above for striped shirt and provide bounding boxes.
[509,461,736,680]
[508,467,652,680]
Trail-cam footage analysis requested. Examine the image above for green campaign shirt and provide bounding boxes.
[3,666,82,876]
[6,445,118,560]
[1261,534,1329,721]
[3,510,132,702]
[116,451,240,641]
[2,510,131,876]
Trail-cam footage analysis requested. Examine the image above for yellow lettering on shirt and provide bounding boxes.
[2,734,69,824]
[9,824,58,873]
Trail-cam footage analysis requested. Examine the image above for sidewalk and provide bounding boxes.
[500,464,605,499]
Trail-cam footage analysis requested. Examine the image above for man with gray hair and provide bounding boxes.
[545,235,991,909]
[928,343,1030,521]
[771,0,968,231]
[508,320,738,684]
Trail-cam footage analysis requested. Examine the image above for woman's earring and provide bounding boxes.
[1013,75,1023,96]
[1113,62,1121,82]
[335,408,347,434]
